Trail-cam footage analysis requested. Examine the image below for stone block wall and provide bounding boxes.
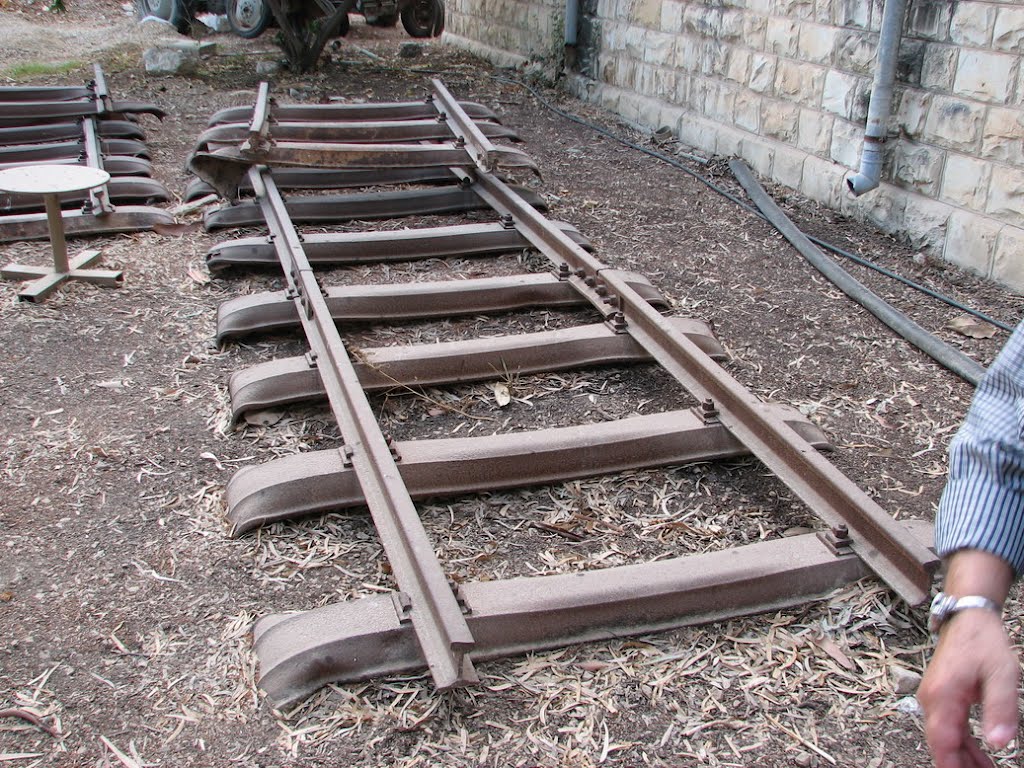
[445,0,1024,293]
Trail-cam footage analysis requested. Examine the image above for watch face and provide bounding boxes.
[928,593,957,635]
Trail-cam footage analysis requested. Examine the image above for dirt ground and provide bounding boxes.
[1,1,1023,766]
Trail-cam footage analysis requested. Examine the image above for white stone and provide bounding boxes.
[821,69,862,119]
[660,0,684,33]
[720,9,745,42]
[829,119,863,167]
[954,50,1015,103]
[749,54,776,94]
[678,116,719,155]
[889,666,923,695]
[921,45,958,92]
[993,226,1024,294]
[256,60,282,76]
[645,31,675,64]
[801,155,843,207]
[766,17,799,57]
[834,29,876,74]
[892,141,945,195]
[903,195,951,249]
[743,12,768,49]
[895,88,931,137]
[987,165,1024,228]
[924,96,985,152]
[706,83,738,123]
[896,696,924,717]
[143,46,198,75]
[761,99,800,142]
[743,139,775,177]
[950,2,996,47]
[716,124,746,157]
[994,7,1024,53]
[798,108,833,154]
[638,95,664,128]
[726,48,752,84]
[799,23,837,65]
[944,209,1000,276]
[982,107,1024,164]
[838,0,870,29]
[774,145,805,189]
[941,153,992,209]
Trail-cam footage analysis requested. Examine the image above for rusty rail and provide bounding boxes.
[193,81,938,706]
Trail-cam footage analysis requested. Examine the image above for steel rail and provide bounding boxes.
[0,205,175,242]
[0,121,145,145]
[253,519,933,708]
[0,99,165,125]
[227,405,828,535]
[203,184,546,230]
[186,166,459,201]
[248,165,477,689]
[468,168,937,604]
[81,116,115,214]
[196,119,519,150]
[208,220,591,273]
[227,316,724,419]
[0,156,153,176]
[207,99,500,126]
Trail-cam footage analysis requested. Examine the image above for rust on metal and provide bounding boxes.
[207,99,500,126]
[227,317,724,419]
[208,220,592,272]
[253,519,934,708]
[227,405,828,535]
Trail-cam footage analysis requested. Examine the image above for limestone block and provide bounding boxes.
[698,40,727,77]
[143,46,199,75]
[706,82,738,123]
[907,0,952,41]
[605,21,626,51]
[834,29,877,75]
[743,13,768,50]
[619,90,643,123]
[678,116,720,155]
[638,95,665,128]
[761,99,800,142]
[950,2,995,47]
[812,0,832,25]
[749,54,777,94]
[821,69,864,119]
[631,0,662,27]
[837,0,870,30]
[801,155,844,208]
[675,37,700,71]
[734,92,761,133]
[941,153,992,209]
[776,59,825,102]
[987,165,1024,227]
[799,23,838,66]
[954,50,1016,103]
[897,39,927,88]
[944,209,1000,275]
[774,145,806,189]
[992,226,1024,293]
[994,7,1024,53]
[891,141,945,195]
[982,107,1024,164]
[660,0,684,33]
[923,96,984,151]
[644,31,675,64]
[625,25,645,59]
[660,105,688,134]
[637,63,657,94]
[921,44,958,91]
[903,195,951,249]
[599,83,623,113]
[726,48,752,84]
[683,5,721,37]
[841,186,906,234]
[743,138,775,177]
[654,66,678,100]
[895,87,931,136]
[829,119,863,167]
[774,0,815,21]
[747,0,773,13]
[721,10,746,42]
[798,108,834,155]
[766,17,800,57]
[715,123,744,156]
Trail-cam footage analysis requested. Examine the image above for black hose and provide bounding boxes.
[730,159,985,386]
[497,76,1014,335]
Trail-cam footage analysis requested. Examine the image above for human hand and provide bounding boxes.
[919,609,1019,768]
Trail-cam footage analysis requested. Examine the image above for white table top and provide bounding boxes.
[0,164,110,195]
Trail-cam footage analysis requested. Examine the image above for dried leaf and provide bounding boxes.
[493,382,511,407]
[946,314,997,339]
[187,267,210,285]
[153,221,201,237]
[810,632,855,671]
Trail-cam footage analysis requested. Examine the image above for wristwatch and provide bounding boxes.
[928,592,1002,639]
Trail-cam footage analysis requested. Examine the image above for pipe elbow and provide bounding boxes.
[845,171,879,196]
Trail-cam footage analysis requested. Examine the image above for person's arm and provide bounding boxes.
[919,549,1017,768]
[920,323,1024,767]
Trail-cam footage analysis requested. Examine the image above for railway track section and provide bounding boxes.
[189,80,938,708]
[0,64,173,242]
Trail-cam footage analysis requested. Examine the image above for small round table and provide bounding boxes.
[0,164,123,302]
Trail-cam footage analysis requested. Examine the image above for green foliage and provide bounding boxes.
[48,0,66,12]
[5,60,82,78]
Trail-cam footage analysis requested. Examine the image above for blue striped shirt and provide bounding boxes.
[936,322,1024,575]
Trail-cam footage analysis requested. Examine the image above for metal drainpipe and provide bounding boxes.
[565,0,579,47]
[845,0,909,196]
